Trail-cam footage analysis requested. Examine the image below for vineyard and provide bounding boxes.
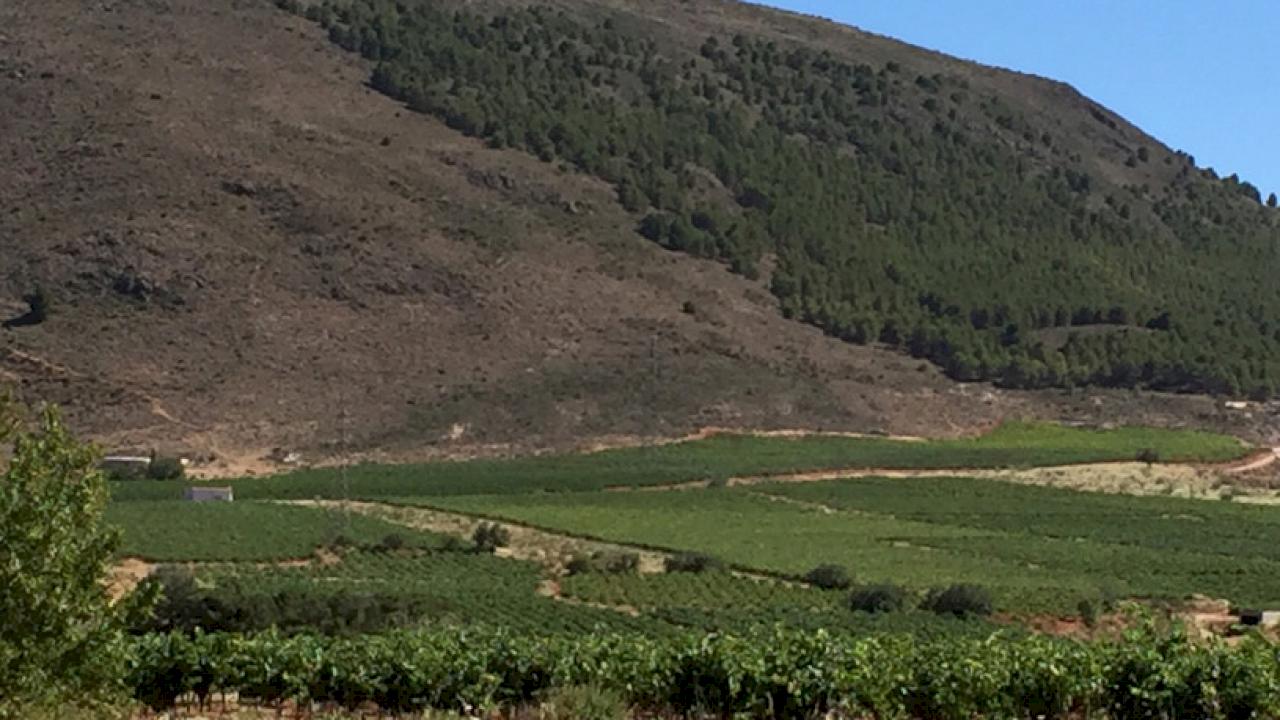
[197,548,658,635]
[424,477,1280,612]
[558,572,1000,637]
[95,421,1280,717]
[106,501,444,562]
[126,624,1280,718]
[110,422,1248,502]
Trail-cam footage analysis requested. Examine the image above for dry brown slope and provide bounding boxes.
[0,0,1264,467]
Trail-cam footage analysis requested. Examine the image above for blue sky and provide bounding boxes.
[757,1,1279,198]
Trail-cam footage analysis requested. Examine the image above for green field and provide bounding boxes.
[559,571,998,637]
[106,501,442,561]
[422,478,1280,611]
[110,422,1248,503]
[104,422,1265,629]
[199,548,656,635]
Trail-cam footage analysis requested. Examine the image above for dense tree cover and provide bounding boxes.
[286,0,1280,397]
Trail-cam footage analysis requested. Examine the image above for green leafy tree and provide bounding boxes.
[0,400,138,715]
[1268,192,1278,209]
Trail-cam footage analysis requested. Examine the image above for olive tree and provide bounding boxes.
[0,399,136,715]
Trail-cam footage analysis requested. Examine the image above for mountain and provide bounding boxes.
[0,0,1271,467]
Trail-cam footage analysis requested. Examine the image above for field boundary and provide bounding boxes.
[290,499,806,587]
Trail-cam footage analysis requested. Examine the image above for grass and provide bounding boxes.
[422,478,1280,612]
[106,501,445,562]
[110,422,1249,502]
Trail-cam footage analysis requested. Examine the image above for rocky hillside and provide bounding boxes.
[0,0,1269,471]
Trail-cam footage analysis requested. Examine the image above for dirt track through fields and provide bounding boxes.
[611,457,1280,502]
[1225,448,1280,474]
[288,500,670,574]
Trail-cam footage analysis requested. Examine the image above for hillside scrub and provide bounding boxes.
[293,0,1280,399]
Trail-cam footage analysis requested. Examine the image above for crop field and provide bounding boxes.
[558,571,1001,637]
[110,422,1249,502]
[102,422,1270,634]
[106,501,443,562]
[95,421,1280,716]
[199,548,657,635]
[422,478,1280,611]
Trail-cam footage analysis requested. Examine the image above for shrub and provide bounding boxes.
[473,522,511,553]
[804,564,852,590]
[565,554,594,576]
[440,535,467,552]
[567,551,640,575]
[921,583,993,617]
[1136,447,1160,465]
[24,287,49,324]
[145,455,185,481]
[1077,598,1099,627]
[848,584,909,614]
[603,551,640,574]
[102,462,147,482]
[664,552,724,574]
[538,685,628,720]
[379,533,405,552]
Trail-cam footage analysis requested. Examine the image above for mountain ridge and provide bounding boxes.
[0,0,1274,469]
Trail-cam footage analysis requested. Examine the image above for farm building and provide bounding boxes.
[100,455,151,479]
[184,486,234,502]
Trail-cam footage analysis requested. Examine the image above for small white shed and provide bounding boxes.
[184,486,233,502]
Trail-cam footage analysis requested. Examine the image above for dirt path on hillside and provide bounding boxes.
[1224,447,1280,474]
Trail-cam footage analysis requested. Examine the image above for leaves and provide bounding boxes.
[0,402,135,714]
[123,626,1280,718]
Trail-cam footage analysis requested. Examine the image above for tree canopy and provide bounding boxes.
[0,399,136,716]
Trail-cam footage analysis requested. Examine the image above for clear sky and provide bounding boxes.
[756,1,1279,198]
